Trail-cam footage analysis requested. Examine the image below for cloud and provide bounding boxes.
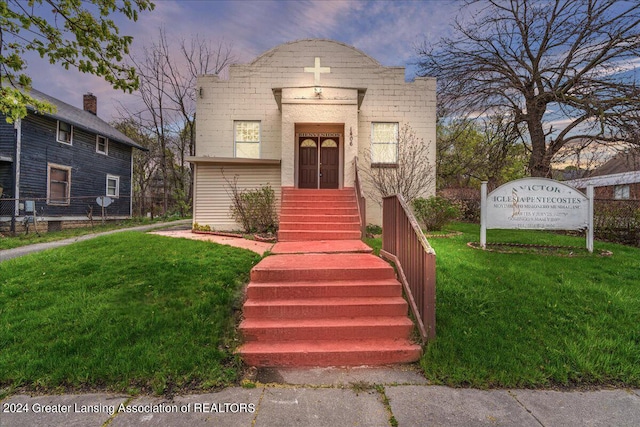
[26,0,459,120]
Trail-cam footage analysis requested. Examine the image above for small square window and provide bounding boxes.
[106,175,120,198]
[96,135,108,154]
[614,185,630,200]
[57,121,73,144]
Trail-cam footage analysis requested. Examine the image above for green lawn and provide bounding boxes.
[0,232,260,397]
[0,217,186,250]
[2,224,638,395]
[414,223,640,388]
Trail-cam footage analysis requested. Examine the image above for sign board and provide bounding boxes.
[480,178,594,252]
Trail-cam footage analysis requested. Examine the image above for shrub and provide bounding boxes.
[366,224,382,235]
[228,183,278,234]
[412,196,459,231]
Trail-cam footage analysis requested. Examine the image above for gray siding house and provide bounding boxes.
[0,89,145,230]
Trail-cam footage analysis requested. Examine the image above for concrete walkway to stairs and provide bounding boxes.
[2,366,639,426]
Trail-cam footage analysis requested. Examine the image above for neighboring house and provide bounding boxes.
[564,149,640,200]
[189,39,436,229]
[0,89,146,231]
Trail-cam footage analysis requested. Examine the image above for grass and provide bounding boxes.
[0,232,260,397]
[0,216,186,250]
[392,223,640,388]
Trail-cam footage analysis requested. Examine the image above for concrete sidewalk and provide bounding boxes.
[1,366,639,427]
[0,220,192,262]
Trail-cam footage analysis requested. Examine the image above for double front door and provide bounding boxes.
[299,136,339,189]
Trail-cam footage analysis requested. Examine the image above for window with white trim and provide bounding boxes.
[614,185,630,200]
[57,121,73,144]
[106,175,120,198]
[234,121,260,159]
[48,164,71,205]
[96,135,108,155]
[371,122,398,164]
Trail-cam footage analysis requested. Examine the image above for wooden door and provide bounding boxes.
[320,138,339,189]
[299,138,318,189]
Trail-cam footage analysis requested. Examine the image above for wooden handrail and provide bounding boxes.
[381,194,436,342]
[353,157,366,239]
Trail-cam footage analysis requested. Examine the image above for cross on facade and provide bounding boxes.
[304,57,330,85]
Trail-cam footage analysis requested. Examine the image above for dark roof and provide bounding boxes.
[26,88,145,151]
[589,149,640,177]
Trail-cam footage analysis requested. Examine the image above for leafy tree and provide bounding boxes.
[437,115,528,189]
[418,0,640,177]
[0,0,154,122]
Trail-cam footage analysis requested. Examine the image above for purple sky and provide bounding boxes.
[25,0,458,121]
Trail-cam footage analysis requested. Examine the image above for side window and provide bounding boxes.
[371,122,398,165]
[48,164,71,205]
[106,175,120,198]
[234,121,260,159]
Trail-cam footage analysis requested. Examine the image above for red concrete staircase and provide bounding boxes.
[278,188,362,241]
[237,188,422,367]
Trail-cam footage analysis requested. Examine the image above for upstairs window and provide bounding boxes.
[57,121,73,145]
[48,164,71,205]
[371,122,398,165]
[96,135,108,155]
[234,121,260,159]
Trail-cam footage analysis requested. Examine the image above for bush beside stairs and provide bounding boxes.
[238,188,422,367]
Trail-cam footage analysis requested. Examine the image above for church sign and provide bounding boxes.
[480,178,594,252]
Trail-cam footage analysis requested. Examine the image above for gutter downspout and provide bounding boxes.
[130,147,133,217]
[14,118,21,217]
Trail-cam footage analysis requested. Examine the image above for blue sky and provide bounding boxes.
[26,0,458,120]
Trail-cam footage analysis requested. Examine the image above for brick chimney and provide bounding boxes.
[83,93,97,115]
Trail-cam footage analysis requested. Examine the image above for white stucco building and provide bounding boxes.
[188,39,436,229]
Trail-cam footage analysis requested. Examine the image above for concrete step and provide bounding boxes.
[250,254,396,282]
[240,317,414,341]
[281,200,356,208]
[238,339,422,367]
[246,279,402,300]
[280,207,359,216]
[279,214,361,223]
[278,230,362,241]
[279,221,361,231]
[270,240,372,254]
[243,297,408,319]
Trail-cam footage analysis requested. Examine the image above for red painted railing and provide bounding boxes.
[381,195,436,342]
[353,157,367,239]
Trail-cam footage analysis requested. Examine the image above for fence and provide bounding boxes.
[0,195,133,232]
[593,199,640,246]
[381,194,437,342]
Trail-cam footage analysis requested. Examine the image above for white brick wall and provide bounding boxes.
[195,39,436,226]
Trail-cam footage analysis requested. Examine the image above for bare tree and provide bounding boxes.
[119,28,234,215]
[361,124,435,203]
[418,0,640,177]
